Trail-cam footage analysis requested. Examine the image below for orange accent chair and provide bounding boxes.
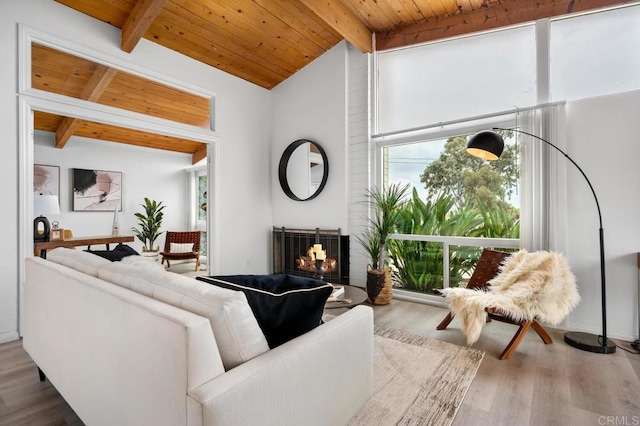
[160,231,201,271]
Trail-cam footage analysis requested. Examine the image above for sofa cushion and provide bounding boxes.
[197,275,333,348]
[120,254,165,270]
[169,242,194,253]
[46,247,111,277]
[85,243,140,261]
[97,263,269,370]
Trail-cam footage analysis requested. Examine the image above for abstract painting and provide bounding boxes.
[72,168,122,211]
[34,164,60,199]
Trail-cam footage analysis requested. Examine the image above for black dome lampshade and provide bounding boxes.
[467,130,505,161]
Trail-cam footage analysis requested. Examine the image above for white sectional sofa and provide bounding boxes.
[23,249,374,426]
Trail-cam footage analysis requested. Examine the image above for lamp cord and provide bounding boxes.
[596,336,639,354]
[617,341,640,355]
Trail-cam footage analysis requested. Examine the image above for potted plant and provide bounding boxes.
[356,183,410,304]
[131,198,165,256]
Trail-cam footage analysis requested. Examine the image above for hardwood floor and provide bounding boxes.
[1,299,638,425]
[375,300,640,425]
[0,340,83,425]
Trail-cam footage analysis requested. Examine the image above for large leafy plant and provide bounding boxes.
[131,198,165,252]
[388,190,520,294]
[356,183,410,271]
[388,191,481,293]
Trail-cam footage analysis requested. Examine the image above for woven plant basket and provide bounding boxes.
[366,265,393,305]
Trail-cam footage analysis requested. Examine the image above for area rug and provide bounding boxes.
[349,327,484,426]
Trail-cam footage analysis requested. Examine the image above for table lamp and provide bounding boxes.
[34,194,61,242]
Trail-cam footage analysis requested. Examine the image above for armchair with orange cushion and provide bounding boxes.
[160,231,201,271]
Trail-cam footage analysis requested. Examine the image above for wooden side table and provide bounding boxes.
[325,285,368,309]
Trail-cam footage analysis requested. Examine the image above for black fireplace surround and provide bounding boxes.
[272,227,349,285]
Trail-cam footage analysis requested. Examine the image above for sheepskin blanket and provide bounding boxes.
[440,250,580,345]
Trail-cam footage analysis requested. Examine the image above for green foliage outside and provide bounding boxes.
[387,131,520,294]
[419,131,518,211]
[387,190,520,293]
[198,175,208,256]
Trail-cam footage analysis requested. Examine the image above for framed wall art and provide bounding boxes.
[34,164,60,201]
[72,168,122,211]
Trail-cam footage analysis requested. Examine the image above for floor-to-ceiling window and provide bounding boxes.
[372,23,536,298]
[549,5,640,102]
[369,4,640,301]
[382,130,520,294]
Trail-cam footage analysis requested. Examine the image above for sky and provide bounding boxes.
[386,139,446,200]
[386,137,520,207]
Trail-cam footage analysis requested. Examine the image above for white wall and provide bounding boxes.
[34,132,191,252]
[1,0,272,342]
[563,89,640,341]
[346,44,372,287]
[271,41,348,231]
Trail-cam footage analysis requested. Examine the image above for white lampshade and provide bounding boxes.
[34,194,61,217]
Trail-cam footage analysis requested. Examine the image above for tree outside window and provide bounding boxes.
[384,130,520,294]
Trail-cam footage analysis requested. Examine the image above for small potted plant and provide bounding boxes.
[131,198,165,256]
[356,183,409,304]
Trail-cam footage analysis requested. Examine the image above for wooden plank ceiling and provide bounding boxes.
[37,0,628,163]
[32,42,210,164]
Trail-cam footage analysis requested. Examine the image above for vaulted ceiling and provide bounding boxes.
[55,0,628,89]
[35,0,628,163]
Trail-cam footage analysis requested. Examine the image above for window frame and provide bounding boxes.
[372,117,522,303]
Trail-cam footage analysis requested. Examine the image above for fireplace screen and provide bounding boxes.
[272,227,349,284]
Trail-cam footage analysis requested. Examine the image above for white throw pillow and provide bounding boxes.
[97,263,270,370]
[46,247,111,277]
[170,242,194,253]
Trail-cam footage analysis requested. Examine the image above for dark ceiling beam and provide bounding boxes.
[121,0,169,53]
[299,0,373,53]
[376,0,634,51]
[55,65,118,149]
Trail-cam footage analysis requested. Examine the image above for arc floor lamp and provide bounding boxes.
[466,128,616,354]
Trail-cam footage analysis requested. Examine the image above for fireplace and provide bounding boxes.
[272,227,349,285]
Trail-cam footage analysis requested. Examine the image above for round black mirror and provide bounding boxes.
[278,139,329,201]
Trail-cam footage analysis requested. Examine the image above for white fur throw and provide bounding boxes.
[440,250,580,345]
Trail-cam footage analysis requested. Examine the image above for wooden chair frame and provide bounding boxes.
[437,249,553,360]
[160,231,201,271]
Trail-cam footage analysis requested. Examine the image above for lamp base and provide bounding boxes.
[564,331,616,354]
[34,215,51,243]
